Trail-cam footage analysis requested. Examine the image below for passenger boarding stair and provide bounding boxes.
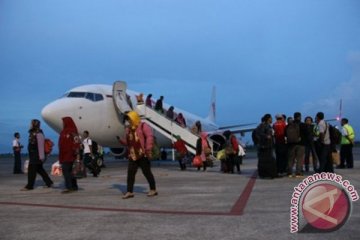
[112,81,215,155]
[136,104,216,155]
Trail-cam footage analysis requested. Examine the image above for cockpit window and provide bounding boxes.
[85,92,94,101]
[67,92,86,98]
[65,92,104,102]
[95,93,104,101]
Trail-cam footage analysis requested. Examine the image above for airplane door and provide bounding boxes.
[113,81,133,114]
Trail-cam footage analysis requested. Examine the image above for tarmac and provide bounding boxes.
[0,148,359,240]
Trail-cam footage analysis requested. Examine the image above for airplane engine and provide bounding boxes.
[109,147,127,157]
[208,133,226,152]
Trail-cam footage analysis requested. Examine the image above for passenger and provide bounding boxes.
[303,116,318,172]
[272,114,287,175]
[195,132,211,171]
[59,117,80,193]
[191,120,202,135]
[166,106,175,120]
[136,93,144,104]
[118,111,157,199]
[175,113,187,128]
[173,135,188,170]
[82,131,99,177]
[12,132,24,174]
[223,130,240,174]
[286,112,308,178]
[314,112,333,173]
[145,94,153,108]
[254,114,278,179]
[154,96,164,113]
[339,118,355,168]
[287,116,294,125]
[21,119,53,190]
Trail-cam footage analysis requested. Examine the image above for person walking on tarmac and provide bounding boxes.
[223,130,240,174]
[118,111,157,199]
[173,135,188,170]
[195,132,211,171]
[82,130,99,177]
[338,118,355,169]
[59,117,81,193]
[21,119,53,190]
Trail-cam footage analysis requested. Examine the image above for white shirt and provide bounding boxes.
[83,137,92,154]
[318,120,330,145]
[12,138,20,148]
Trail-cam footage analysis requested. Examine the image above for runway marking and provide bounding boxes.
[230,170,258,215]
[0,171,258,216]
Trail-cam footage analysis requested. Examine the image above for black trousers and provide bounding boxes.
[61,162,78,190]
[304,142,318,171]
[126,157,156,193]
[316,143,333,173]
[275,143,287,174]
[340,144,354,168]
[13,151,22,173]
[25,163,53,189]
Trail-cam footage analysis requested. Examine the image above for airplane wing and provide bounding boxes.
[218,123,257,131]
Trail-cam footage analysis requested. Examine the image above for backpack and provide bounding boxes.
[91,140,98,154]
[286,123,301,144]
[329,124,341,145]
[140,123,157,160]
[44,138,54,155]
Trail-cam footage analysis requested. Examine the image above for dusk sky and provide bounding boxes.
[1,0,359,153]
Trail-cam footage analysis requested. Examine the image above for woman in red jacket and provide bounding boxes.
[58,117,81,193]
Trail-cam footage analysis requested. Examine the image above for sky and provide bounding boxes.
[0,0,360,153]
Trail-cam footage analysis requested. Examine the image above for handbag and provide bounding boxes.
[331,151,340,165]
[51,161,62,176]
[192,155,203,167]
[72,159,86,178]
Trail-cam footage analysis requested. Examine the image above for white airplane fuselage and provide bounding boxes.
[41,84,219,154]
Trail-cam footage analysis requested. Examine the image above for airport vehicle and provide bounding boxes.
[41,81,253,157]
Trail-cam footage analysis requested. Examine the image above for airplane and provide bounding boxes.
[41,81,255,157]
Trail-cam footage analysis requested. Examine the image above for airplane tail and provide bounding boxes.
[206,86,216,123]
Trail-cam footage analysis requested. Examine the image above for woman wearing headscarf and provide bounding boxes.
[196,132,211,171]
[118,111,157,199]
[58,117,81,193]
[21,119,53,190]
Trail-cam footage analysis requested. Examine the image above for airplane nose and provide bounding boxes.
[41,101,64,133]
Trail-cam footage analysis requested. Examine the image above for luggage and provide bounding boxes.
[72,159,86,178]
[51,161,62,176]
[286,123,301,144]
[86,154,102,176]
[331,151,340,165]
[192,155,203,167]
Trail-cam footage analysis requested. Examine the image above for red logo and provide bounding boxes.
[301,183,351,232]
